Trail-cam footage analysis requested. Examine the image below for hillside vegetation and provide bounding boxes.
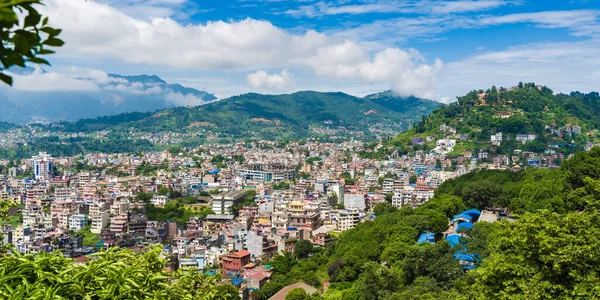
[390,82,600,156]
[52,91,439,139]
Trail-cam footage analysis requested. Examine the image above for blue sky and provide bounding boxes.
[8,0,600,103]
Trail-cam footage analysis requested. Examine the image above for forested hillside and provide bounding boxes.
[253,148,600,299]
[50,91,439,138]
[390,83,600,156]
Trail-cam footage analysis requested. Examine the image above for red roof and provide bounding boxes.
[231,250,251,258]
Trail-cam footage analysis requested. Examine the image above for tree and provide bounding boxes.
[294,240,314,259]
[285,288,311,300]
[409,175,417,184]
[470,211,600,299]
[157,186,170,195]
[357,261,401,300]
[385,192,394,203]
[373,202,397,216]
[0,0,64,85]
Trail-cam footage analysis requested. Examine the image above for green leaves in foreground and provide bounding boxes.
[0,0,63,85]
[0,245,240,299]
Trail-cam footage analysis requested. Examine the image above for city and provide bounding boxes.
[2,0,600,299]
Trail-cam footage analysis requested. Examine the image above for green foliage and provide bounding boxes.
[469,210,600,299]
[76,225,100,247]
[273,181,291,190]
[285,287,319,300]
[146,198,213,226]
[0,245,238,299]
[294,240,314,259]
[0,0,63,85]
[373,202,397,216]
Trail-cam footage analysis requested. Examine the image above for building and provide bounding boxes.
[331,208,360,232]
[32,152,53,181]
[68,214,89,231]
[343,193,366,211]
[211,190,246,215]
[151,194,169,207]
[234,163,295,182]
[222,250,251,278]
[490,132,503,146]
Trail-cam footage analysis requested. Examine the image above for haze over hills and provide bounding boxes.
[0,72,216,124]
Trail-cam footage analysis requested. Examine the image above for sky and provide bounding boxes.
[10,0,600,103]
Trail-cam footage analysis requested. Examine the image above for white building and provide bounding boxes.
[90,205,109,234]
[68,214,89,231]
[434,139,456,154]
[32,152,53,181]
[151,194,170,206]
[490,132,503,146]
[331,209,360,232]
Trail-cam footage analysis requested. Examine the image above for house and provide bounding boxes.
[222,250,251,278]
[490,133,502,146]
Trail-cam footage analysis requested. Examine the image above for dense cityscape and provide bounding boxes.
[2,0,600,299]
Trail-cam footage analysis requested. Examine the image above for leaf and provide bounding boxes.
[37,49,54,55]
[40,27,61,37]
[43,38,64,47]
[24,11,41,27]
[28,57,49,65]
[0,73,13,86]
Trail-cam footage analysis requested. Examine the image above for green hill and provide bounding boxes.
[53,90,440,140]
[390,82,600,156]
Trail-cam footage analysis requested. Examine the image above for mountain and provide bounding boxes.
[390,82,600,156]
[0,72,216,124]
[52,90,441,140]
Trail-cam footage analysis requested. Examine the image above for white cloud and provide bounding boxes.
[165,91,208,106]
[336,9,600,45]
[39,0,442,98]
[394,58,443,99]
[247,69,294,91]
[103,81,163,94]
[437,41,600,103]
[432,0,508,14]
[7,67,101,92]
[285,0,512,18]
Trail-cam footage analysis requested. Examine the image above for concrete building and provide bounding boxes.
[68,214,89,231]
[32,152,53,181]
[211,190,246,215]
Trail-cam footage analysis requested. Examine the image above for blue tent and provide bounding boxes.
[457,222,474,232]
[446,234,461,247]
[451,209,481,223]
[417,232,435,244]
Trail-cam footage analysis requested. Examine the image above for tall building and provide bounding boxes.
[32,152,53,181]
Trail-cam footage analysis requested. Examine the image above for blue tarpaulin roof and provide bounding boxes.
[455,252,476,262]
[417,232,435,244]
[207,169,220,174]
[457,222,474,232]
[446,234,461,247]
[451,209,481,223]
